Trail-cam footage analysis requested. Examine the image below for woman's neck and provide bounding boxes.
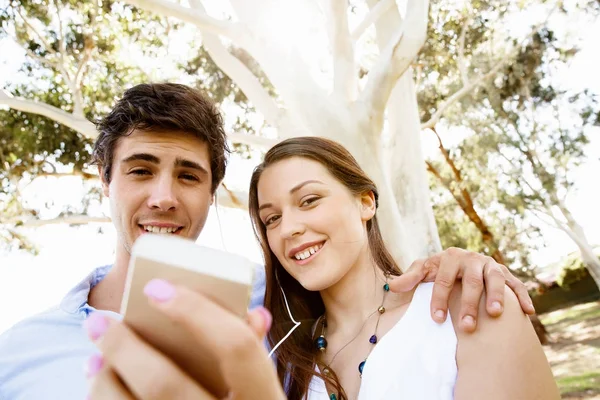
[319,245,389,336]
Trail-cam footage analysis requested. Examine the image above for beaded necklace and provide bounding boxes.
[314,274,390,400]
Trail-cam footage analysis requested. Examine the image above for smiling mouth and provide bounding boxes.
[292,241,325,262]
[139,225,183,235]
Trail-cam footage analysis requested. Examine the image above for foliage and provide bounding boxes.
[0,0,277,252]
[557,249,600,290]
[421,0,599,278]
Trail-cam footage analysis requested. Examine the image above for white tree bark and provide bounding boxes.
[0,87,275,148]
[0,89,98,138]
[557,203,600,288]
[367,0,441,263]
[118,0,433,269]
[5,0,440,269]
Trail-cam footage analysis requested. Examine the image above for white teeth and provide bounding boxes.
[293,243,323,260]
[143,225,178,234]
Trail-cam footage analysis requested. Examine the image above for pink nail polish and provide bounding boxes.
[86,353,104,378]
[144,279,176,302]
[84,312,108,341]
[256,306,273,332]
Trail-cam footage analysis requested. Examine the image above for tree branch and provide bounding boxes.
[217,183,248,210]
[457,16,470,85]
[361,0,429,135]
[1,88,276,147]
[421,58,506,130]
[123,0,240,40]
[328,0,356,100]
[421,2,561,130]
[351,0,395,42]
[187,0,287,130]
[4,215,111,228]
[426,160,466,209]
[227,131,277,148]
[14,6,58,58]
[52,0,67,57]
[3,185,248,230]
[0,88,98,138]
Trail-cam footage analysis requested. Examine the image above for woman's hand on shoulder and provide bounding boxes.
[448,283,560,400]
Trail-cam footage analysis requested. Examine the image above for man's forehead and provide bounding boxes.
[114,130,211,165]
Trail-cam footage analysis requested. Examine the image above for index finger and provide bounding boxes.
[430,252,460,323]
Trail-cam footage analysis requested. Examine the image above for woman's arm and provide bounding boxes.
[449,283,560,400]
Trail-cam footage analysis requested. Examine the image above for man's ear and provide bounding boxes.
[360,191,376,222]
[99,166,110,197]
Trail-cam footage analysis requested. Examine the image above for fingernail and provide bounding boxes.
[491,301,503,312]
[462,315,475,327]
[144,279,176,302]
[84,312,109,341]
[85,353,104,378]
[434,309,445,321]
[256,306,273,332]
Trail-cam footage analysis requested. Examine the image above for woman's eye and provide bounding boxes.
[265,215,281,226]
[301,196,320,207]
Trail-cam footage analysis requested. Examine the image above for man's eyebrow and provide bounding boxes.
[175,158,209,176]
[121,153,160,164]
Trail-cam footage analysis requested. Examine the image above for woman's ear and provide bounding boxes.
[360,191,377,222]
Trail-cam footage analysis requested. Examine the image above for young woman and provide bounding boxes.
[248,136,559,400]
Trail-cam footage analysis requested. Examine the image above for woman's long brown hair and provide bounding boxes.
[248,137,401,400]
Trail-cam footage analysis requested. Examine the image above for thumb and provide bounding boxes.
[247,307,273,339]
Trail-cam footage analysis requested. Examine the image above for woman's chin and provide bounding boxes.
[297,275,337,292]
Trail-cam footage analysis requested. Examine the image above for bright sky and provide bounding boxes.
[1,3,599,335]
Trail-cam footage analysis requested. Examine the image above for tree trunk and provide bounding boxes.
[426,132,550,343]
[385,74,443,262]
[366,0,442,267]
[530,314,550,345]
[558,203,600,288]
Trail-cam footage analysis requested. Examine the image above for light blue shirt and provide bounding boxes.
[0,264,266,400]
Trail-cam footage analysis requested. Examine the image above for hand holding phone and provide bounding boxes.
[120,234,255,397]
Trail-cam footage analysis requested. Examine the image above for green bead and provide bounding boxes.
[330,394,337,400]
[383,283,390,291]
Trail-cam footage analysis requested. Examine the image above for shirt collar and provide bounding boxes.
[59,264,113,317]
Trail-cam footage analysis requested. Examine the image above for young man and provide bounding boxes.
[0,83,535,400]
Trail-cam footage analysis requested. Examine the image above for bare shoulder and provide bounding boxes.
[447,283,560,400]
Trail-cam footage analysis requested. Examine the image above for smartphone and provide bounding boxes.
[120,233,256,397]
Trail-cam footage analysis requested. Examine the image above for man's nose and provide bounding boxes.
[147,176,178,211]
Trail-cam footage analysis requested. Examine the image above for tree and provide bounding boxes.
[2,0,438,268]
[0,0,269,251]
[451,24,600,288]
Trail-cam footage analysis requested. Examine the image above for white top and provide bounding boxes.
[306,282,458,399]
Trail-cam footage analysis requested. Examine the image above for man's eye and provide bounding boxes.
[181,174,200,181]
[130,169,151,176]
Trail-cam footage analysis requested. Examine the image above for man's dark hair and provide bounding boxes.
[93,83,229,193]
